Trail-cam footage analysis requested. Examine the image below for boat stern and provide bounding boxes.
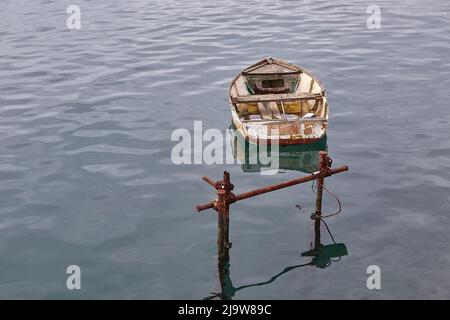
[243,120,327,145]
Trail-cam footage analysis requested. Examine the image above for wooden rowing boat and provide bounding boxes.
[229,58,328,145]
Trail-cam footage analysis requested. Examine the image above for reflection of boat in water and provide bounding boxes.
[231,125,327,174]
[204,217,348,300]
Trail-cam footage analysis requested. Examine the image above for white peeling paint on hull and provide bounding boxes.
[244,122,326,144]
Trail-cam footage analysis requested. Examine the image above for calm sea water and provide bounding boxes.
[0,0,449,299]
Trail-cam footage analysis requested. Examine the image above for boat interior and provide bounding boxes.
[230,60,327,122]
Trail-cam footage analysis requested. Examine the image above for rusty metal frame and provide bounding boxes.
[195,151,348,252]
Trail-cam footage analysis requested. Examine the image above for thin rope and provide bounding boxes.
[320,217,337,244]
[316,180,342,218]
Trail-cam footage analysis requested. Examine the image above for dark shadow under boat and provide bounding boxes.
[230,124,327,174]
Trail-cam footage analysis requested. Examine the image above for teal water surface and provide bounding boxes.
[0,0,449,299]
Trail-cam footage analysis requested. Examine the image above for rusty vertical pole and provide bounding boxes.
[222,171,232,249]
[314,151,328,249]
[217,189,227,258]
[216,171,233,300]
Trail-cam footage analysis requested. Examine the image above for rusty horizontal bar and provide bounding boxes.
[202,176,218,189]
[232,166,348,202]
[196,165,348,212]
[196,201,216,212]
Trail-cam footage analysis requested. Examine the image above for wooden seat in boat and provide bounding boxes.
[268,101,282,119]
[257,102,272,120]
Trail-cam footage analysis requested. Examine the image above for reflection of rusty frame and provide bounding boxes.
[195,151,348,252]
[204,258,313,300]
